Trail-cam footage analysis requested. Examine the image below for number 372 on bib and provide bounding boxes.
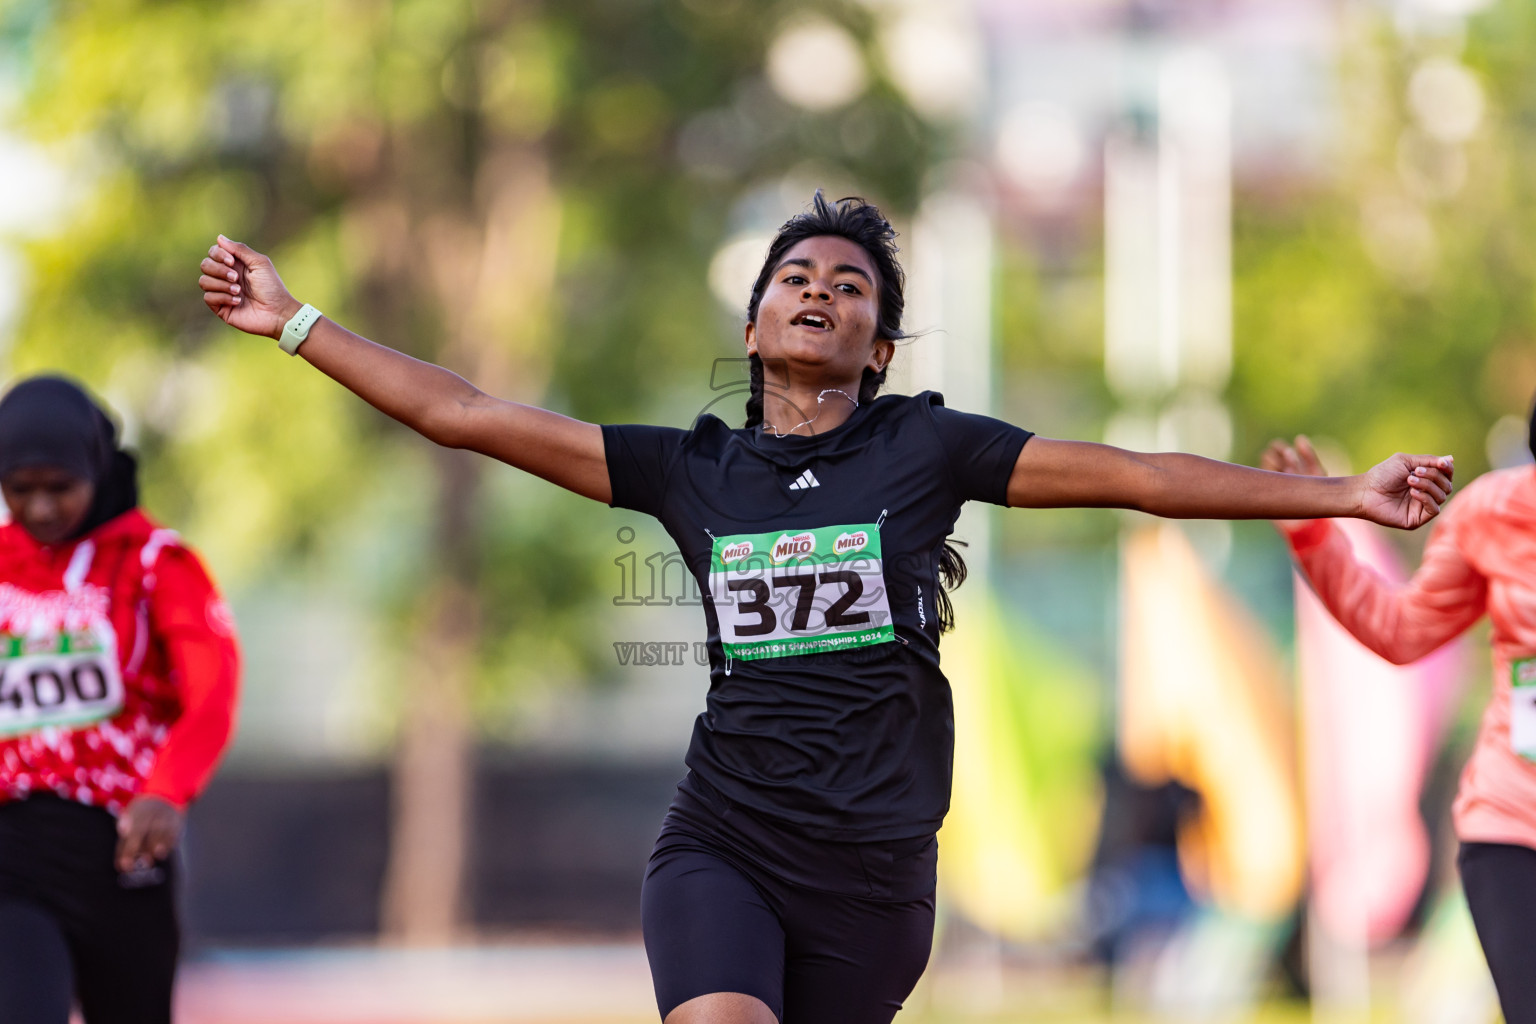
[709,523,894,662]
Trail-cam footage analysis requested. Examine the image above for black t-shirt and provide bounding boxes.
[603,391,1032,842]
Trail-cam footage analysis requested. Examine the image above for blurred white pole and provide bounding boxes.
[1159,53,1232,399]
[1104,129,1166,409]
[1104,49,1232,447]
[906,190,997,581]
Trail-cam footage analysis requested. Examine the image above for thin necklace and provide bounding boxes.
[763,388,859,438]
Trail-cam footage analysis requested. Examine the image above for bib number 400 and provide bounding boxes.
[0,662,114,711]
[0,649,125,737]
[727,570,868,637]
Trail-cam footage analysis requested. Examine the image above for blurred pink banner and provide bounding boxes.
[1296,519,1465,946]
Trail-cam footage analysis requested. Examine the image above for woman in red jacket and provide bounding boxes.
[0,376,240,1024]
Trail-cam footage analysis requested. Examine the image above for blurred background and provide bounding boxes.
[0,0,1527,1020]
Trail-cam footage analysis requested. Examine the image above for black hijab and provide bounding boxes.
[0,376,139,539]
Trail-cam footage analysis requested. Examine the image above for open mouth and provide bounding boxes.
[791,312,834,331]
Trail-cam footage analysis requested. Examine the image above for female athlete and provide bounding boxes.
[0,375,241,1023]
[200,193,1449,1024]
[1264,430,1536,1024]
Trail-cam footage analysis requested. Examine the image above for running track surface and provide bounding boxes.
[175,944,657,1024]
[171,943,1343,1024]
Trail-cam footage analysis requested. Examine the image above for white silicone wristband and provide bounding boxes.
[278,303,323,355]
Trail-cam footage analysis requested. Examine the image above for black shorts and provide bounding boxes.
[640,773,936,1023]
[0,795,178,1024]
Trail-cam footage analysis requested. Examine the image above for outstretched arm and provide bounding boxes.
[199,237,611,504]
[1006,436,1453,530]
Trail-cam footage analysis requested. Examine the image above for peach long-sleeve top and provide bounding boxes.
[1283,465,1536,850]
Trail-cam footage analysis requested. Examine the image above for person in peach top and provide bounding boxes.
[1265,433,1536,1023]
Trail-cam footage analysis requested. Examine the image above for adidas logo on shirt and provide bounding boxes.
[788,469,820,491]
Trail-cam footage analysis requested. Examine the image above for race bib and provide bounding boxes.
[1512,657,1536,761]
[710,522,894,661]
[0,623,124,738]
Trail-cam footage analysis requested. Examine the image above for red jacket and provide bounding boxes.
[0,508,239,813]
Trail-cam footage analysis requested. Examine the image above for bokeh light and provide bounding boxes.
[880,9,985,121]
[765,19,868,111]
[994,101,1086,200]
[708,234,772,315]
[1408,57,1485,144]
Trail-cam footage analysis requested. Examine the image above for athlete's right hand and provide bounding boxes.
[199,236,302,340]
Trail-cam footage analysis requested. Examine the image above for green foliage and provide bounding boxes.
[1229,6,1536,475]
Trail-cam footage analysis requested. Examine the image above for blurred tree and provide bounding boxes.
[1229,4,1536,481]
[0,0,949,939]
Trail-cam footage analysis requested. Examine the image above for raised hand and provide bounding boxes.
[199,236,301,339]
[1260,434,1327,478]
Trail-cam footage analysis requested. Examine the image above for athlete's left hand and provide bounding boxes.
[116,795,184,871]
[1353,450,1454,530]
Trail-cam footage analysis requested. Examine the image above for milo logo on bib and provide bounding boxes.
[710,522,894,661]
[770,533,815,563]
[0,584,125,738]
[834,530,868,555]
[720,541,755,564]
